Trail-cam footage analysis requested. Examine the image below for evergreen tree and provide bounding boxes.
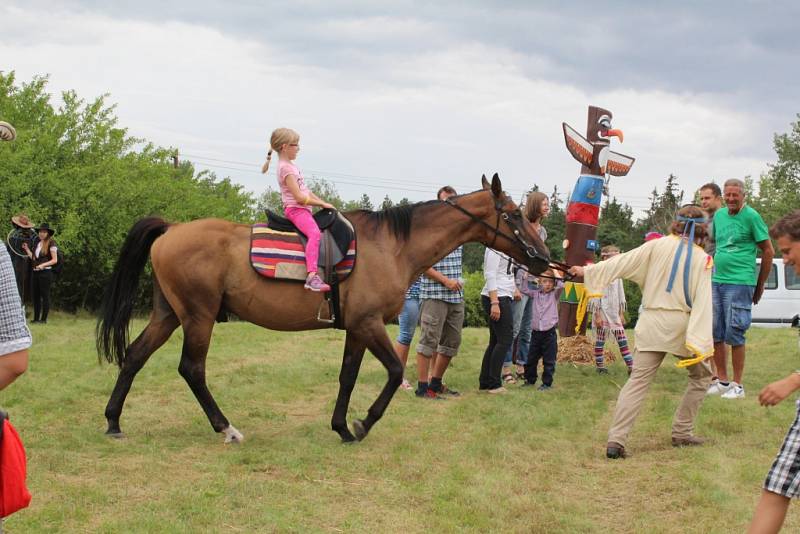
[636,174,684,235]
[597,196,638,252]
[543,186,566,261]
[357,193,373,210]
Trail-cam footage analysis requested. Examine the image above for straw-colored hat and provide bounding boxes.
[10,214,34,229]
[0,121,16,141]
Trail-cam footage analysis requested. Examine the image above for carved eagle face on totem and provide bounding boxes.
[562,106,635,177]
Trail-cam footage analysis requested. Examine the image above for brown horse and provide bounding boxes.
[97,175,550,443]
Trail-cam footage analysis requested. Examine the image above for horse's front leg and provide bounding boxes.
[351,324,403,441]
[331,331,367,442]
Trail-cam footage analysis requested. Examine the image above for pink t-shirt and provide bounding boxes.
[278,160,312,211]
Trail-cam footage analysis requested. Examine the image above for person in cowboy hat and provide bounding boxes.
[10,214,33,231]
[7,214,36,300]
[21,223,58,324]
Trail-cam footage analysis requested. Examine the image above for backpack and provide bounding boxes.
[52,249,64,276]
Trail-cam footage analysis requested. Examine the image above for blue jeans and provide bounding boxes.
[396,297,421,346]
[505,295,532,366]
[712,282,754,346]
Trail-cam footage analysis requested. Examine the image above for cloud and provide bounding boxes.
[1,0,796,214]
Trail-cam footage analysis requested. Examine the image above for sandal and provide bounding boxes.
[502,373,517,384]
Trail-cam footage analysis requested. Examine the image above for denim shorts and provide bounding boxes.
[396,297,421,346]
[712,282,754,346]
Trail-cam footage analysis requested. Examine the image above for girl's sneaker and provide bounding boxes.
[304,274,331,292]
[400,378,413,390]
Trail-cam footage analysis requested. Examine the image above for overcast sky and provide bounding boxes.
[2,1,798,212]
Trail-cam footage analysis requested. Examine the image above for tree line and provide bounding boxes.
[2,73,798,319]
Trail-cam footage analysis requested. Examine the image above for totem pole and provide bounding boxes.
[558,106,635,337]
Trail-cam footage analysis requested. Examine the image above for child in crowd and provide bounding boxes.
[519,268,563,391]
[261,128,334,292]
[591,245,634,375]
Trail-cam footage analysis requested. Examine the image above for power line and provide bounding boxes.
[181,151,656,203]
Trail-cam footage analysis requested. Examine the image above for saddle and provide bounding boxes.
[250,209,356,283]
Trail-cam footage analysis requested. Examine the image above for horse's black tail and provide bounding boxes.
[96,217,170,368]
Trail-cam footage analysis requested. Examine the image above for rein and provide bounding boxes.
[443,197,574,280]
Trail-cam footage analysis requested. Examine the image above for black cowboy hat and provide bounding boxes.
[34,223,55,236]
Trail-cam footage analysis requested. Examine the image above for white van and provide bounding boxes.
[752,258,800,327]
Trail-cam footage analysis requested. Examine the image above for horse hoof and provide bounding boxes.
[105,430,125,439]
[223,425,244,444]
[352,419,367,441]
[340,431,357,443]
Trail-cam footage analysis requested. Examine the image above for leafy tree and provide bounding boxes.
[462,270,487,327]
[752,114,800,227]
[0,72,254,310]
[380,195,394,210]
[256,187,282,214]
[462,242,484,273]
[307,176,345,209]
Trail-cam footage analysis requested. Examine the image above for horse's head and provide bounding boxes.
[449,174,551,275]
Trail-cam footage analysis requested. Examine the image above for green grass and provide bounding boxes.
[3,316,800,532]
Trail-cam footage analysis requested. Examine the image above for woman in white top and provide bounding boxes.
[479,247,517,393]
[21,223,57,324]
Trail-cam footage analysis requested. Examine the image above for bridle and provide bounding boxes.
[444,195,574,281]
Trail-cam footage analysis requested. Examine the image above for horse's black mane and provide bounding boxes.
[354,199,442,241]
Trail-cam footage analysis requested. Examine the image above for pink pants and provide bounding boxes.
[284,206,321,273]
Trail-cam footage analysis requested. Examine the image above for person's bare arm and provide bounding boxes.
[284,175,332,209]
[753,239,774,305]
[759,373,800,407]
[424,267,461,291]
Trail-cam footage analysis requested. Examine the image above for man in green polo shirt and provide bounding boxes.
[706,178,774,399]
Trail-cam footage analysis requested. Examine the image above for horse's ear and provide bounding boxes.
[481,174,490,190]
[491,173,502,198]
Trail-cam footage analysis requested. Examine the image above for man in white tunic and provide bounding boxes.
[570,205,714,458]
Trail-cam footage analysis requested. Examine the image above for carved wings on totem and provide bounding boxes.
[562,122,635,177]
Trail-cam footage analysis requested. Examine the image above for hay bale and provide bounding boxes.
[556,334,617,365]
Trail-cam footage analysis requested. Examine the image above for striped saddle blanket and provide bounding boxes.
[250,220,356,282]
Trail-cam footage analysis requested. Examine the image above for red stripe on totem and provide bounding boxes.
[566,202,599,225]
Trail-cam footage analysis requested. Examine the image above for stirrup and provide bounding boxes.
[316,299,334,324]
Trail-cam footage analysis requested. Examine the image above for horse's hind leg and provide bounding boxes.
[331,331,367,442]
[104,310,179,437]
[177,319,242,443]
